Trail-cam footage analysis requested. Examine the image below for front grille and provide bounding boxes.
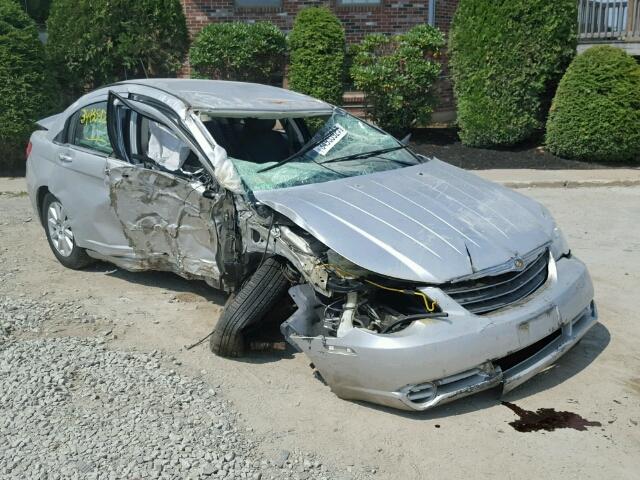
[494,328,561,372]
[442,251,550,315]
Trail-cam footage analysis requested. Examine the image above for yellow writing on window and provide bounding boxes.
[80,108,107,125]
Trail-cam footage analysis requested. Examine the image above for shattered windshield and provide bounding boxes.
[202,110,420,192]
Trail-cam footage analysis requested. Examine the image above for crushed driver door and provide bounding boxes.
[105,91,230,284]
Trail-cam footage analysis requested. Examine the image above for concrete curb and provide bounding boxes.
[499,179,640,189]
[475,168,640,189]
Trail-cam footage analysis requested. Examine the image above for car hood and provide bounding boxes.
[254,159,553,284]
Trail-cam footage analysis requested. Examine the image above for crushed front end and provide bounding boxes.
[279,248,597,411]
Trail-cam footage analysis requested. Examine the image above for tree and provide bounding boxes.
[449,0,577,147]
[288,7,345,105]
[0,0,59,173]
[20,0,51,25]
[190,22,286,83]
[546,46,640,163]
[47,0,189,99]
[351,25,444,137]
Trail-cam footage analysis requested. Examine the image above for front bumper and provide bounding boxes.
[283,255,597,411]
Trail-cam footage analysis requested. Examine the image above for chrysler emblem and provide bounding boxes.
[513,258,525,270]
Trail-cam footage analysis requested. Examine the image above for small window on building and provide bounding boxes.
[235,0,281,7]
[338,0,382,5]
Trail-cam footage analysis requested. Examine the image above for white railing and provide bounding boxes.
[578,0,640,40]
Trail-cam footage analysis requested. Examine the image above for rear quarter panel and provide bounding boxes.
[26,130,57,222]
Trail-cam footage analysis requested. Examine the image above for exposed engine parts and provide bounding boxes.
[320,283,446,337]
[238,208,445,338]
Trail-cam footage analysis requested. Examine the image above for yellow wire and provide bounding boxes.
[364,279,438,313]
[319,263,438,313]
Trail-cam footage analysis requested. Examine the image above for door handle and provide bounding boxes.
[58,153,73,163]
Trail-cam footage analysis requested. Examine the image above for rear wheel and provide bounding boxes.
[42,193,92,269]
[210,257,290,357]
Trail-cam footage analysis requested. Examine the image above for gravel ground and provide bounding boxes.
[1,186,639,480]
[0,294,366,480]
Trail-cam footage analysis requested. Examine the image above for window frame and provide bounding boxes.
[117,99,208,180]
[336,0,382,6]
[234,0,282,9]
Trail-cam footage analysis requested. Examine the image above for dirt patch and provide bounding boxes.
[502,402,602,432]
[625,378,640,397]
[170,292,208,303]
[409,128,639,170]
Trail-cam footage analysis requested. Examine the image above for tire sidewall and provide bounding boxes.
[42,193,90,269]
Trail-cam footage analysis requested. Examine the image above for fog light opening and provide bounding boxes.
[405,382,437,403]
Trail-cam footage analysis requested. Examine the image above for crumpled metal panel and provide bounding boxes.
[282,256,597,411]
[106,162,222,281]
[255,159,554,284]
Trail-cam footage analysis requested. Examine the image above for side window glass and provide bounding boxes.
[71,102,113,155]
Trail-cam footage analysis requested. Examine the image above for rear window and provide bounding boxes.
[69,102,113,155]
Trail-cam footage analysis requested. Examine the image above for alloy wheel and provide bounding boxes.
[47,201,74,257]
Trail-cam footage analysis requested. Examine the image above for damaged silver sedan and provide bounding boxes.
[26,79,597,411]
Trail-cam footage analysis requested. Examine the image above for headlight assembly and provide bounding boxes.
[539,204,570,260]
[550,224,570,260]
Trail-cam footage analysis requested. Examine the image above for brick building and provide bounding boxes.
[180,0,460,122]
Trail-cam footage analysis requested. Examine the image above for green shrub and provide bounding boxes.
[449,0,577,147]
[351,24,444,137]
[190,22,286,83]
[47,0,189,99]
[0,0,59,174]
[288,7,345,105]
[546,46,640,163]
[21,0,51,25]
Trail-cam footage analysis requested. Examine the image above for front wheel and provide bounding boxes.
[42,193,92,269]
[210,257,290,357]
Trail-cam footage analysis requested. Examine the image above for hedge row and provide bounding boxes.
[10,1,634,171]
[47,0,189,99]
[0,0,58,173]
[190,22,286,84]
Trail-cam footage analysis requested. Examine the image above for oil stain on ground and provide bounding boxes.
[502,401,601,432]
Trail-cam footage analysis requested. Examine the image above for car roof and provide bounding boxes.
[116,79,334,116]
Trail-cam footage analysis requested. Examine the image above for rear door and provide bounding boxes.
[49,100,131,255]
[105,91,230,283]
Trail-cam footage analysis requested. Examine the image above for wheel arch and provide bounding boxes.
[36,185,50,227]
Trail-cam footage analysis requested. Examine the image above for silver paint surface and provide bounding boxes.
[256,159,554,284]
[119,79,333,116]
[105,161,222,281]
[283,256,597,411]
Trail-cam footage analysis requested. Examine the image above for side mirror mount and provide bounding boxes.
[399,133,412,146]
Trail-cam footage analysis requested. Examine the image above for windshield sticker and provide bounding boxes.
[313,124,347,156]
